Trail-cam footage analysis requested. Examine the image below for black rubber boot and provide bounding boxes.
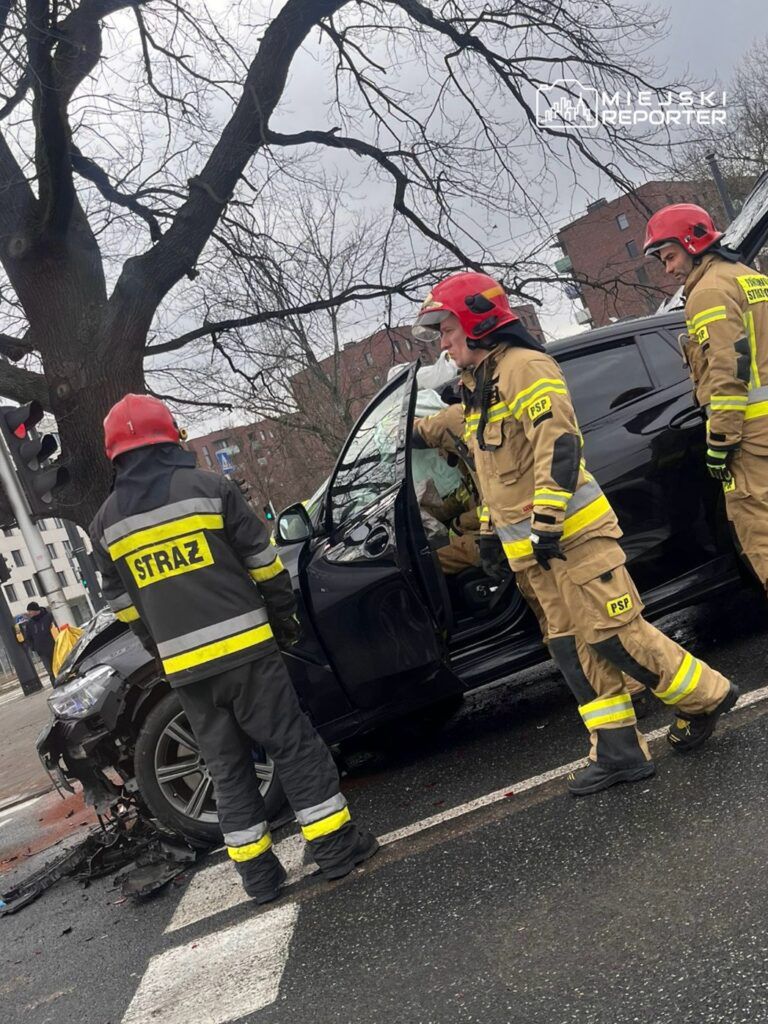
[235,848,287,904]
[315,826,380,881]
[568,725,655,796]
[667,683,740,754]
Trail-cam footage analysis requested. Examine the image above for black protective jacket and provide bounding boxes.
[89,446,295,687]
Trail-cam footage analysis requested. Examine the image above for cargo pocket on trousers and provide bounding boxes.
[563,542,641,633]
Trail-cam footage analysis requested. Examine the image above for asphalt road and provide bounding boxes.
[1,589,767,1024]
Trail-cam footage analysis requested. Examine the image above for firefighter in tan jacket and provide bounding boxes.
[645,203,768,592]
[413,271,738,795]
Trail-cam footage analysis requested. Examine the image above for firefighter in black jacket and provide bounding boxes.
[90,395,377,903]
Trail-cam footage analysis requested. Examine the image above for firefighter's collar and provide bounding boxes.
[684,252,724,296]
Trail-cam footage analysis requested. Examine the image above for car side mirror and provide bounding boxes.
[277,503,314,544]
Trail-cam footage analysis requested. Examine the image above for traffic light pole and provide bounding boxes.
[0,588,42,694]
[0,434,72,628]
[63,519,107,612]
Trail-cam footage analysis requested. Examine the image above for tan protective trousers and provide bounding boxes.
[437,532,481,574]
[516,568,645,700]
[517,536,731,761]
[724,448,768,593]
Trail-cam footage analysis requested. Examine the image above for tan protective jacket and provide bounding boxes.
[459,344,620,570]
[684,254,768,455]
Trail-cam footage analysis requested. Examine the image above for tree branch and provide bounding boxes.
[0,360,50,407]
[70,145,163,242]
[0,333,33,363]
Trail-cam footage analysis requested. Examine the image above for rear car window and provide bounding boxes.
[559,339,653,425]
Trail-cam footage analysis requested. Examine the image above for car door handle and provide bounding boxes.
[362,526,391,557]
[668,406,706,430]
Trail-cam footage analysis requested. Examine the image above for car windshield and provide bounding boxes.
[328,373,409,527]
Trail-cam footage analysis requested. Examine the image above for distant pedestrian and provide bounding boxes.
[22,602,57,683]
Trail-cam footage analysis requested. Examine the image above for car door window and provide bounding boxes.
[559,339,653,426]
[328,373,409,528]
[639,329,689,387]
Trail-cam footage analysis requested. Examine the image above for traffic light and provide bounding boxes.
[0,402,69,517]
[263,503,275,522]
[234,476,252,500]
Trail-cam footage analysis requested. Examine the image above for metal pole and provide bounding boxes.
[63,520,106,612]
[705,152,737,222]
[0,589,42,694]
[0,437,72,628]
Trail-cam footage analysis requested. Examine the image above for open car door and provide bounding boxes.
[720,169,768,265]
[302,364,455,710]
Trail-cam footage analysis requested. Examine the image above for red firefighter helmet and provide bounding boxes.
[643,203,722,257]
[413,272,518,348]
[103,394,182,461]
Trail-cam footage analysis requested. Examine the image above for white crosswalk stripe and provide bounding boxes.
[166,833,306,934]
[122,902,300,1024]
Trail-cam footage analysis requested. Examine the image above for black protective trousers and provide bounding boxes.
[175,651,354,869]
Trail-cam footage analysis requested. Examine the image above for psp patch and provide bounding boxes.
[128,531,213,588]
[606,593,633,617]
[527,395,552,425]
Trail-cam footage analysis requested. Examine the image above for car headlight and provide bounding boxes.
[48,665,118,720]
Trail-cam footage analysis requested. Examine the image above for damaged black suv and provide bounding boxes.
[37,172,768,847]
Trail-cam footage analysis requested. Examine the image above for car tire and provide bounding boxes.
[134,690,287,849]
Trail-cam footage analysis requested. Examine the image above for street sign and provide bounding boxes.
[215,450,236,474]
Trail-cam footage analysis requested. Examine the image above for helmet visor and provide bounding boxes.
[412,307,449,343]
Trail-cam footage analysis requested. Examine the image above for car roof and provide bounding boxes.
[549,310,685,356]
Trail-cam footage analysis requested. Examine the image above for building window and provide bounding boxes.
[363,352,374,367]
[57,570,69,588]
[257,457,268,466]
[3,583,17,603]
[260,430,266,441]
[625,239,639,258]
[63,540,73,556]
[616,213,630,230]
[23,579,36,597]
[11,549,24,567]
[636,266,650,286]
[2,528,13,537]
[213,438,229,451]
[54,518,63,528]
[46,542,58,559]
[201,445,213,469]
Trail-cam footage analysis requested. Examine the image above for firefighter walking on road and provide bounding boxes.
[413,272,739,794]
[644,203,768,594]
[90,395,377,903]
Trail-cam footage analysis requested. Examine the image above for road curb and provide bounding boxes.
[0,784,56,814]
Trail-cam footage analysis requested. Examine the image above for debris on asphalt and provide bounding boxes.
[0,807,201,915]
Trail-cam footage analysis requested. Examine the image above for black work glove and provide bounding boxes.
[531,530,566,571]
[477,534,508,582]
[705,445,735,483]
[272,613,302,648]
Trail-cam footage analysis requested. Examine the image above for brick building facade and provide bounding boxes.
[187,304,544,514]
[555,180,736,328]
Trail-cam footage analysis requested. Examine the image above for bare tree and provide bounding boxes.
[0,0,674,526]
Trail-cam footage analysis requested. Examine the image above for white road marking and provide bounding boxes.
[122,902,299,1024]
[165,833,306,934]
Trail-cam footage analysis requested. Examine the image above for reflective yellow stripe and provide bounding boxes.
[227,834,272,862]
[502,494,611,559]
[744,310,761,388]
[300,805,351,842]
[510,379,568,420]
[479,505,490,524]
[162,623,274,675]
[249,556,285,582]
[481,285,505,300]
[744,401,768,421]
[688,306,727,329]
[114,605,139,623]
[108,514,224,560]
[655,653,702,705]
[710,395,748,412]
[534,487,572,510]
[579,693,635,729]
